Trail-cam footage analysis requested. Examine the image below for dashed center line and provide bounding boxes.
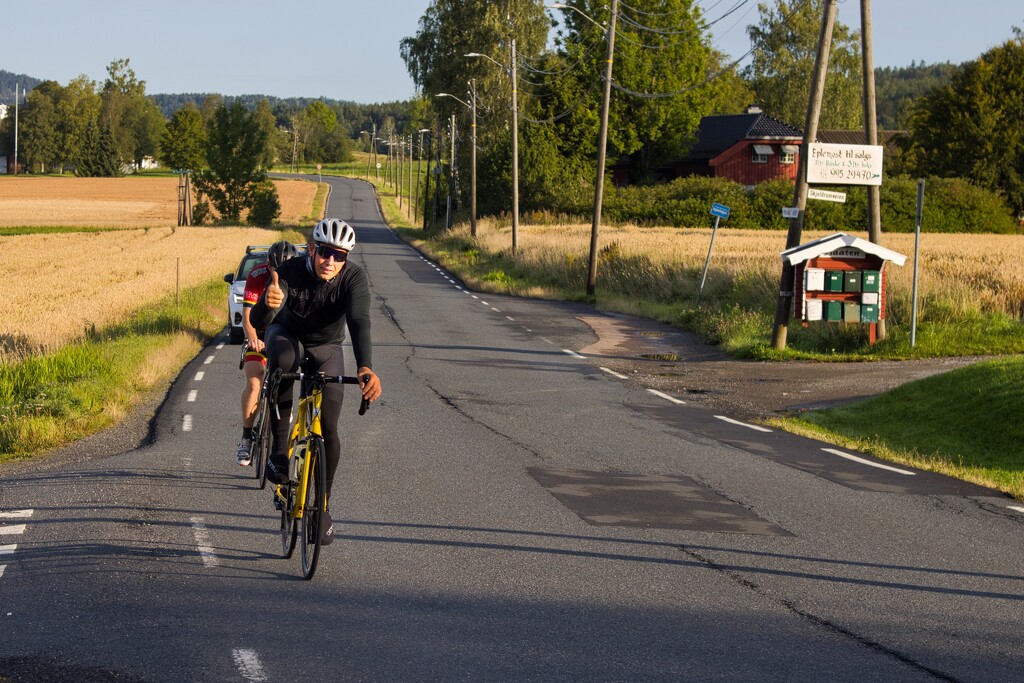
[1008,506,1024,514]
[506,316,515,321]
[191,517,219,568]
[0,545,16,556]
[0,525,26,536]
[183,415,194,432]
[0,510,32,519]
[233,649,269,682]
[562,349,585,359]
[204,356,215,365]
[187,390,198,402]
[715,415,772,433]
[822,448,916,475]
[216,343,225,350]
[194,371,205,382]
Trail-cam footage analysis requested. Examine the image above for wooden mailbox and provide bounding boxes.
[781,233,907,344]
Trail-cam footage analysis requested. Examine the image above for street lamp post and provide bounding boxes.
[466,49,518,249]
[436,90,478,236]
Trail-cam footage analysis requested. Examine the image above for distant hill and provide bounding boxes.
[874,61,957,129]
[0,70,43,103]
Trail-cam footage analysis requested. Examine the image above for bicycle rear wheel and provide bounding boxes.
[300,437,327,580]
[279,484,297,558]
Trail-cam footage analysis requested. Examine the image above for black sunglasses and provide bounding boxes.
[314,244,348,262]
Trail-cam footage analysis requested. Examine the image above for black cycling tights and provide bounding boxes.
[264,323,345,498]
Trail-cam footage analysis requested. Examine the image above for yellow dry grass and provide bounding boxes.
[0,176,317,227]
[467,219,1024,320]
[1,226,276,360]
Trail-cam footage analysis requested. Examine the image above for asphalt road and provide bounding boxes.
[1,176,1021,682]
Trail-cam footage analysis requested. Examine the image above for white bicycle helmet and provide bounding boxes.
[312,218,356,251]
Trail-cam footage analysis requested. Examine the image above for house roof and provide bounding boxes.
[781,232,908,267]
[687,112,803,160]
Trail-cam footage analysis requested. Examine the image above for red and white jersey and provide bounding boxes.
[243,263,272,308]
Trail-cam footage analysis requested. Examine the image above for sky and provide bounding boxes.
[3,1,1022,104]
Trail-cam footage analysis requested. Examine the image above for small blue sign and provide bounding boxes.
[710,202,730,219]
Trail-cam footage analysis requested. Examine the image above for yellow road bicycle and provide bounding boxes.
[266,367,370,580]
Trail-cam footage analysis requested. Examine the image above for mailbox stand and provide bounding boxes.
[781,233,906,345]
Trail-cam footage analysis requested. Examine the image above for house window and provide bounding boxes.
[752,144,773,164]
[780,145,798,164]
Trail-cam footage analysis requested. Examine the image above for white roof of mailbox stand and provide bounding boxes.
[781,232,907,267]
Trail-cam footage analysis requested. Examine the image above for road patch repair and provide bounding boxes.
[528,467,789,535]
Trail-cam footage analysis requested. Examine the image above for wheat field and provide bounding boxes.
[0,176,318,227]
[0,226,280,360]
[0,176,323,361]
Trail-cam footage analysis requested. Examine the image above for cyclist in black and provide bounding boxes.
[250,218,382,544]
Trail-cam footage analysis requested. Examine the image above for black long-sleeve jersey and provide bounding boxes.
[250,255,373,369]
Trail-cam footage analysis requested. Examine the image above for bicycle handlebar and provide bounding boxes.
[272,369,372,415]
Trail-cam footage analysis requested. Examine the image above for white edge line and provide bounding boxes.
[648,389,685,405]
[190,517,220,568]
[714,415,772,433]
[821,448,916,476]
[0,510,33,519]
[562,349,585,359]
[600,367,629,380]
[0,525,26,536]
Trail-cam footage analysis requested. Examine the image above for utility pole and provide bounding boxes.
[398,135,404,206]
[469,79,478,237]
[510,39,520,253]
[770,0,838,350]
[372,123,379,180]
[447,113,456,230]
[415,129,429,222]
[861,0,885,339]
[424,126,434,231]
[585,0,618,297]
[14,83,19,175]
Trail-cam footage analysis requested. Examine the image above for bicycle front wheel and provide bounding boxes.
[279,485,297,558]
[253,402,271,489]
[300,437,327,580]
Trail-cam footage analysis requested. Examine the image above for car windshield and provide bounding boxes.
[236,254,267,281]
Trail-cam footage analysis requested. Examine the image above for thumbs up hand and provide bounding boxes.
[265,271,284,309]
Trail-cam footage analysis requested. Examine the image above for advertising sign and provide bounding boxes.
[807,143,883,186]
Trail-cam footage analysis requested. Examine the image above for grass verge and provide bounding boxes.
[0,277,228,462]
[767,355,1024,501]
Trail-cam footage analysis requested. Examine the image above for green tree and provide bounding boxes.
[20,81,63,173]
[553,0,719,180]
[253,99,278,169]
[159,101,206,171]
[744,0,862,129]
[193,101,276,222]
[909,35,1024,215]
[56,76,102,173]
[97,59,165,171]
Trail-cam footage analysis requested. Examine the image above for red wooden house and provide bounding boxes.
[663,106,803,187]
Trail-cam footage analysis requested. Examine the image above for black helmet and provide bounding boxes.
[267,241,297,268]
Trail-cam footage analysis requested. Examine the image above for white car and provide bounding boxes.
[223,246,272,344]
[223,243,308,343]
